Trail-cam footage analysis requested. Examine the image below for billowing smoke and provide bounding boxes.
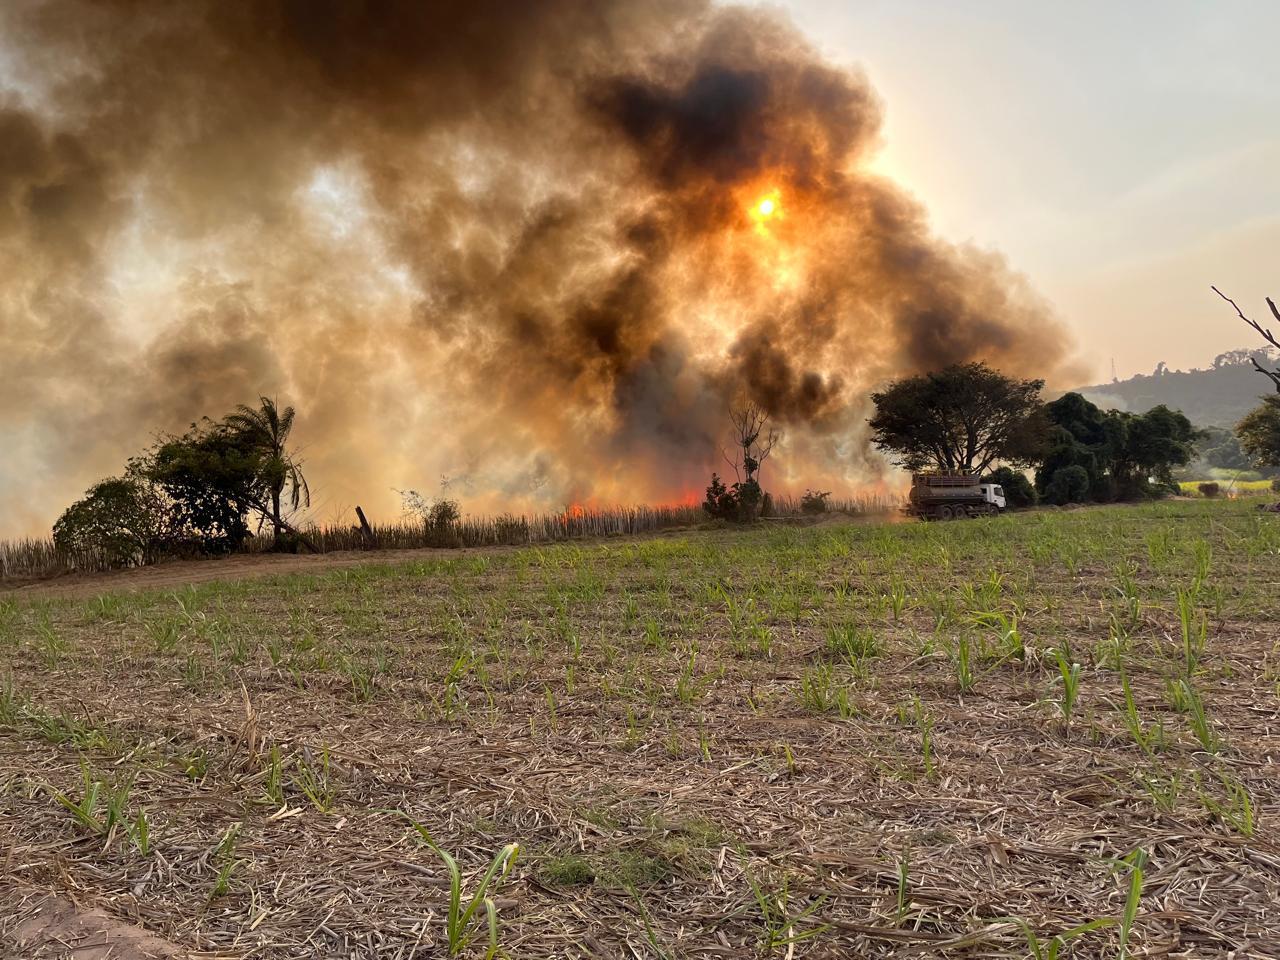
[0,1,1073,533]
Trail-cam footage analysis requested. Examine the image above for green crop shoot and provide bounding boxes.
[397,812,518,958]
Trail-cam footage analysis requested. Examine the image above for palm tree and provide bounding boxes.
[224,396,310,542]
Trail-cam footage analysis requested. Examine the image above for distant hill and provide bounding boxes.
[1073,348,1278,427]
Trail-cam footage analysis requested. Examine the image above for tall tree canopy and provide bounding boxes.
[144,419,264,552]
[868,362,1049,475]
[1037,393,1197,503]
[1237,395,1280,468]
[224,397,310,541]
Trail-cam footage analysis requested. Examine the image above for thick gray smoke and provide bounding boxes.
[0,1,1074,532]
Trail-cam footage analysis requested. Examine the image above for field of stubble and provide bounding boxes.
[2,500,1278,959]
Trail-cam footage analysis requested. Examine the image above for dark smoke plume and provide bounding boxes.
[0,1,1074,532]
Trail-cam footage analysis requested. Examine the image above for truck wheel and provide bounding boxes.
[937,505,954,520]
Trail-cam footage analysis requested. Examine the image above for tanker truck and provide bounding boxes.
[907,473,1006,520]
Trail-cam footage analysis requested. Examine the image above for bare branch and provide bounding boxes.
[1213,285,1280,352]
[1213,285,1280,393]
[724,402,781,487]
[1250,356,1280,391]
[720,445,742,482]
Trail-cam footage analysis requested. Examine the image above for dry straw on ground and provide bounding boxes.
[1,499,1277,958]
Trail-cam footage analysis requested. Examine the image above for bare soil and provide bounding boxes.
[1,501,1277,958]
[0,544,501,600]
[2,888,184,959]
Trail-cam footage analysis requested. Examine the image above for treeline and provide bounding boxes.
[1035,393,1198,504]
[1187,425,1279,480]
[864,289,1280,507]
[864,361,1279,509]
[52,397,314,569]
[1073,346,1279,428]
[12,394,900,580]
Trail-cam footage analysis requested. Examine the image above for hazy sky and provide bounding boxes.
[2,2,1277,537]
[773,0,1280,379]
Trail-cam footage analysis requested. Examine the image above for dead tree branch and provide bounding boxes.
[728,404,779,484]
[1212,285,1280,393]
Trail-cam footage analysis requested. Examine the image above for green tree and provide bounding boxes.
[223,397,310,543]
[1036,393,1114,501]
[1039,395,1197,501]
[53,474,175,568]
[1237,395,1280,468]
[1043,465,1089,505]
[869,362,1049,474]
[143,420,262,552]
[1109,405,1198,497]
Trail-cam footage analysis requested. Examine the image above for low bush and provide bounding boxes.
[1198,481,1220,498]
[400,490,463,547]
[800,490,831,514]
[703,473,736,520]
[1043,465,1090,505]
[425,498,462,547]
[703,474,764,522]
[52,476,176,569]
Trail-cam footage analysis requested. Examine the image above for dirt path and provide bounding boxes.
[0,519,761,600]
[2,888,185,960]
[0,514,886,601]
[0,543,518,600]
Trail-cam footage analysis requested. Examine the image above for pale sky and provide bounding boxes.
[773,0,1280,380]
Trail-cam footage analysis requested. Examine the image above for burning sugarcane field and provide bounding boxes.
[1,2,1279,958]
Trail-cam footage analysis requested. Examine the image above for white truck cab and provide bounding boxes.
[979,483,1007,510]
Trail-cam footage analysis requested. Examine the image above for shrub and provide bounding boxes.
[1090,472,1118,504]
[428,499,460,527]
[425,498,462,548]
[982,467,1037,508]
[702,474,763,522]
[703,473,736,520]
[53,476,175,569]
[800,490,831,514]
[1198,481,1220,498]
[492,514,529,544]
[734,479,763,520]
[400,490,463,547]
[1043,465,1090,505]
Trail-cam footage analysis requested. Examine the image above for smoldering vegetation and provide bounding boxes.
[0,1,1074,536]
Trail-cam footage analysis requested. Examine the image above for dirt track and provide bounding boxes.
[0,515,870,600]
[0,543,508,600]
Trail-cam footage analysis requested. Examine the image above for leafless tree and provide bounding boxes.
[722,403,780,488]
[1212,286,1280,393]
